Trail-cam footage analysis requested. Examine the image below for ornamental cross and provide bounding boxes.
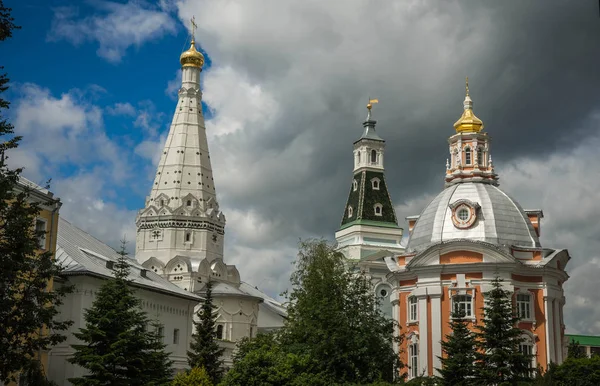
[152,230,161,239]
[465,76,470,96]
[190,16,197,39]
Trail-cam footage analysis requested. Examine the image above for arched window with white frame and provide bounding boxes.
[347,206,353,218]
[407,333,420,380]
[371,149,378,164]
[477,147,484,166]
[374,203,383,216]
[519,331,537,374]
[371,177,380,190]
[352,179,358,192]
[464,146,472,165]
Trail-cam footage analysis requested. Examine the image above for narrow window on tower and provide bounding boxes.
[374,203,383,216]
[353,180,358,192]
[35,218,47,250]
[371,149,377,164]
[216,324,224,340]
[357,151,361,163]
[408,296,418,323]
[186,200,192,207]
[464,147,472,165]
[160,199,165,207]
[347,206,353,218]
[185,232,191,242]
[371,178,380,190]
[173,328,180,344]
[477,147,484,165]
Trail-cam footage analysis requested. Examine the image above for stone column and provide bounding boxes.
[413,287,429,375]
[544,296,555,364]
[429,287,443,376]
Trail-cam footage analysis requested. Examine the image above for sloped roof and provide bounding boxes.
[56,217,200,301]
[239,282,288,318]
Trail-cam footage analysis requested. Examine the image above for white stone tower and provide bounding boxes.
[135,26,225,268]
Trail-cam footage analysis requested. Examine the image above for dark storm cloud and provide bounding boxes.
[175,0,600,328]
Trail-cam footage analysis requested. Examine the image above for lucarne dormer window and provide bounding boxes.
[371,178,380,190]
[353,180,358,192]
[348,206,353,218]
[374,203,383,216]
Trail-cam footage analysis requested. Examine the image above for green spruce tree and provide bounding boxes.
[0,3,72,382]
[475,277,532,385]
[147,319,175,386]
[188,280,224,384]
[69,241,172,385]
[437,309,477,386]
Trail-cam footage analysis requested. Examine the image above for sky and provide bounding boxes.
[3,0,600,334]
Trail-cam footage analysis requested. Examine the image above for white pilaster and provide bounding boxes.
[391,290,400,355]
[415,288,429,375]
[553,299,562,363]
[429,287,443,376]
[544,295,555,364]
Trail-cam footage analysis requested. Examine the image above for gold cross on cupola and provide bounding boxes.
[190,16,197,40]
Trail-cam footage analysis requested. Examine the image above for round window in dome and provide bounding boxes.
[380,289,388,297]
[451,203,477,229]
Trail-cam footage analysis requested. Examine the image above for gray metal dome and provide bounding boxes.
[407,183,540,252]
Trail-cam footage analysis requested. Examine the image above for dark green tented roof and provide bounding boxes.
[339,170,398,229]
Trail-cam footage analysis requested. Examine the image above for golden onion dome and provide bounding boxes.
[180,39,204,69]
[453,78,484,133]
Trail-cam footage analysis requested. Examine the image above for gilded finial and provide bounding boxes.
[465,76,470,97]
[367,98,379,110]
[179,15,205,69]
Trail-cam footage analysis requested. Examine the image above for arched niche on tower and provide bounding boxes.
[154,193,171,209]
[211,259,227,279]
[165,256,192,275]
[181,193,198,210]
[197,258,211,276]
[226,265,241,285]
[140,256,166,275]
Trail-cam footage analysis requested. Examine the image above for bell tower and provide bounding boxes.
[335,100,404,262]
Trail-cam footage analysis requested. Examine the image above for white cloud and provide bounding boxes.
[47,1,177,63]
[107,102,136,116]
[165,70,182,100]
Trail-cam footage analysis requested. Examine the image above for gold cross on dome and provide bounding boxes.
[191,16,197,39]
[465,76,470,97]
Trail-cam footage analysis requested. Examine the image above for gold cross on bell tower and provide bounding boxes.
[190,16,197,42]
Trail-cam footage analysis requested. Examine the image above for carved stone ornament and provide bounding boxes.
[449,199,481,229]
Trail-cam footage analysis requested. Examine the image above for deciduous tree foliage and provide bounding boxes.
[437,310,477,386]
[0,3,72,382]
[69,242,172,385]
[188,280,224,384]
[567,339,586,359]
[281,240,402,383]
[171,367,213,386]
[475,277,532,385]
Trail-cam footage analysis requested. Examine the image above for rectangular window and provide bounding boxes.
[158,326,164,342]
[517,293,532,320]
[173,328,180,344]
[453,295,473,317]
[408,297,418,322]
[35,218,47,250]
[519,343,535,374]
[465,148,472,165]
[409,343,419,379]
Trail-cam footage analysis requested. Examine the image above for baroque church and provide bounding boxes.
[334,82,570,379]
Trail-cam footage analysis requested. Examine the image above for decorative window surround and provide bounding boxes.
[407,333,419,380]
[407,296,418,324]
[516,290,535,322]
[374,203,383,216]
[348,206,353,218]
[353,179,358,191]
[448,280,476,321]
[371,177,381,190]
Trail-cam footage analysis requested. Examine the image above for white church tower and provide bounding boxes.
[136,28,225,267]
[134,19,284,366]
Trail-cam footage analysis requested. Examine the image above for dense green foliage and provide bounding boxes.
[69,242,172,385]
[188,280,224,384]
[475,277,532,385]
[171,367,213,386]
[224,239,402,385]
[538,356,600,386]
[437,310,477,385]
[0,3,72,383]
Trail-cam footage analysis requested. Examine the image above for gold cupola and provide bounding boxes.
[453,77,484,133]
[180,38,204,69]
